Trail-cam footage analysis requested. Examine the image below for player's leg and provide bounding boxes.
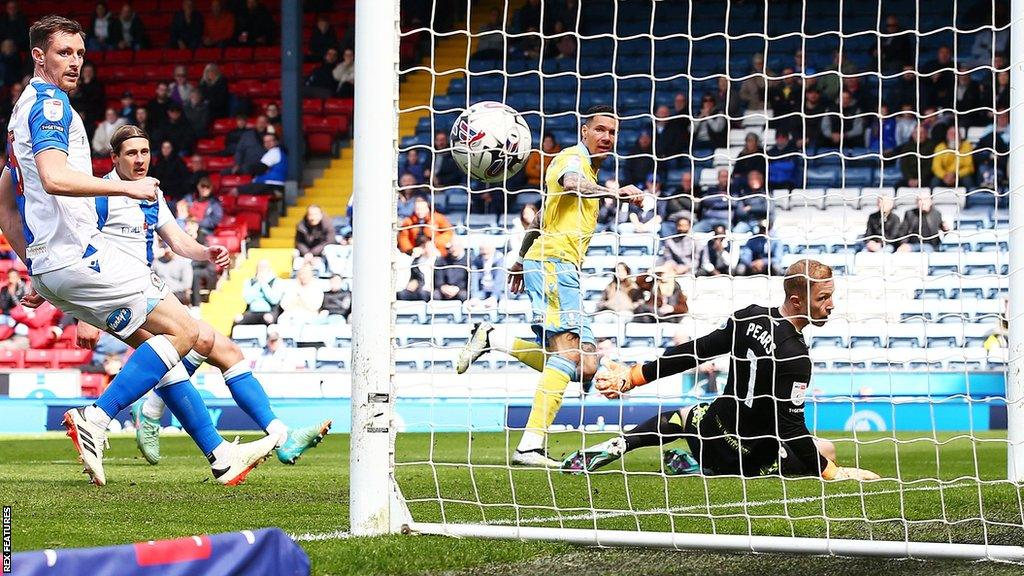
[202,327,331,464]
[562,405,697,473]
[457,321,546,374]
[814,438,837,462]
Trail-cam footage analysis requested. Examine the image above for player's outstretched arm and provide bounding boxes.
[0,168,28,262]
[158,221,230,268]
[507,214,541,294]
[35,149,158,201]
[562,172,643,205]
[595,320,735,397]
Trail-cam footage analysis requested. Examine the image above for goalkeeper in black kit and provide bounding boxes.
[562,259,879,481]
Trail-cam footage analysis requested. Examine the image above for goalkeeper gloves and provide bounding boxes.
[594,359,647,399]
[822,459,880,481]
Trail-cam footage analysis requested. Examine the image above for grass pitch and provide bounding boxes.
[2,430,1023,575]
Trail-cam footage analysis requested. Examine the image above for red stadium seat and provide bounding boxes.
[307,133,335,156]
[236,194,269,215]
[23,349,57,370]
[324,98,354,116]
[211,118,236,135]
[253,46,278,61]
[207,233,242,254]
[92,157,113,176]
[57,349,93,368]
[232,211,265,236]
[104,50,134,65]
[224,47,253,61]
[218,192,236,213]
[194,47,222,63]
[196,136,226,154]
[134,49,164,64]
[302,99,324,114]
[142,64,175,81]
[0,349,23,369]
[164,48,193,63]
[221,174,253,189]
[205,156,234,172]
[80,373,106,398]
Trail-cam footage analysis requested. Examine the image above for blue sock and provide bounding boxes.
[155,381,222,455]
[95,336,180,418]
[223,361,276,430]
[182,349,207,375]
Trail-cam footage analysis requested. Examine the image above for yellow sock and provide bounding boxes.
[522,359,574,442]
[510,338,546,372]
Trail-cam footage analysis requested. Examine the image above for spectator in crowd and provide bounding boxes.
[183,218,219,305]
[893,109,918,148]
[894,123,937,187]
[714,75,741,120]
[182,176,223,234]
[305,47,339,98]
[118,90,137,122]
[861,194,901,252]
[433,236,469,302]
[238,133,288,198]
[664,92,692,156]
[0,1,27,52]
[983,303,1009,353]
[524,132,559,188]
[200,63,230,119]
[652,105,684,163]
[150,140,190,200]
[427,131,463,187]
[976,110,1009,192]
[888,65,921,111]
[824,90,866,148]
[843,75,875,113]
[697,224,734,276]
[897,190,949,252]
[633,265,688,324]
[467,240,505,308]
[308,14,338,62]
[186,154,209,193]
[278,265,324,326]
[659,216,697,275]
[597,262,639,314]
[170,0,204,49]
[263,102,283,135]
[234,0,275,46]
[91,107,127,157]
[152,243,193,304]
[397,172,426,219]
[224,113,255,156]
[620,175,661,234]
[508,202,537,251]
[116,4,149,50]
[145,83,171,132]
[87,2,117,51]
[922,45,956,110]
[183,89,210,138]
[766,131,798,190]
[472,8,504,60]
[662,171,697,228]
[156,103,196,155]
[398,197,453,258]
[253,330,295,371]
[253,113,273,137]
[168,65,192,105]
[931,125,977,189]
[877,14,914,72]
[738,52,769,111]
[238,259,283,325]
[0,268,24,314]
[733,170,769,233]
[692,94,727,150]
[70,63,104,135]
[625,132,654,186]
[320,274,351,320]
[202,0,235,48]
[955,65,984,127]
[133,107,152,133]
[333,48,355,98]
[0,38,23,88]
[694,168,732,232]
[769,67,801,129]
[797,87,831,150]
[596,195,619,232]
[736,220,783,276]
[991,69,1009,113]
[398,148,426,184]
[732,133,766,181]
[868,103,898,155]
[295,205,335,261]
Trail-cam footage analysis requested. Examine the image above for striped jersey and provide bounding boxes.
[97,170,173,266]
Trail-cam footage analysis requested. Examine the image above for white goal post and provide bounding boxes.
[348,0,1024,562]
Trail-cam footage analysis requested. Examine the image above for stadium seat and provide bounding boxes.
[324,98,354,116]
[0,349,23,369]
[307,133,336,156]
[316,347,351,369]
[232,324,268,347]
[206,156,234,172]
[235,194,270,217]
[80,373,106,398]
[23,349,57,369]
[206,233,242,254]
[56,349,93,368]
[197,136,226,154]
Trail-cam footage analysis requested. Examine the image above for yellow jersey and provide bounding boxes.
[524,143,600,267]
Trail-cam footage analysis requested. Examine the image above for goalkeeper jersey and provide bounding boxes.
[524,143,599,267]
[642,304,828,474]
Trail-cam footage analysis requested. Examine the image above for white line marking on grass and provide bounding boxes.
[486,482,976,526]
[291,529,351,542]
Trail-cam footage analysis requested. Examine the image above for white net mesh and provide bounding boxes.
[389,0,1021,558]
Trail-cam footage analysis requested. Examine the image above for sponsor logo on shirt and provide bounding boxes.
[106,307,133,332]
[791,381,808,406]
[42,98,63,122]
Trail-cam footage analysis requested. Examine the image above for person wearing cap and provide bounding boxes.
[254,330,296,371]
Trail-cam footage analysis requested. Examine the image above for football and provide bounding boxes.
[449,101,532,183]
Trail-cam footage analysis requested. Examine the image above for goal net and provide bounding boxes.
[353,0,1024,560]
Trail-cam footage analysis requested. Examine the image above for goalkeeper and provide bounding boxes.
[563,259,879,481]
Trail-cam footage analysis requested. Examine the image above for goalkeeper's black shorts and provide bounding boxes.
[683,402,816,477]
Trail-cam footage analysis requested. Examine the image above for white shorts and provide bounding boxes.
[32,242,170,340]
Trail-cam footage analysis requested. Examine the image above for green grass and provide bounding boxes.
[1,431,1023,575]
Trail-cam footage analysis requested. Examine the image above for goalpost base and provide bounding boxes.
[408,523,1024,563]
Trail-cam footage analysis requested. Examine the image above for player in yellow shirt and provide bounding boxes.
[457,105,643,467]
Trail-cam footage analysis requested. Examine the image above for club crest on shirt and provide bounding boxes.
[791,381,808,406]
[42,98,63,121]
